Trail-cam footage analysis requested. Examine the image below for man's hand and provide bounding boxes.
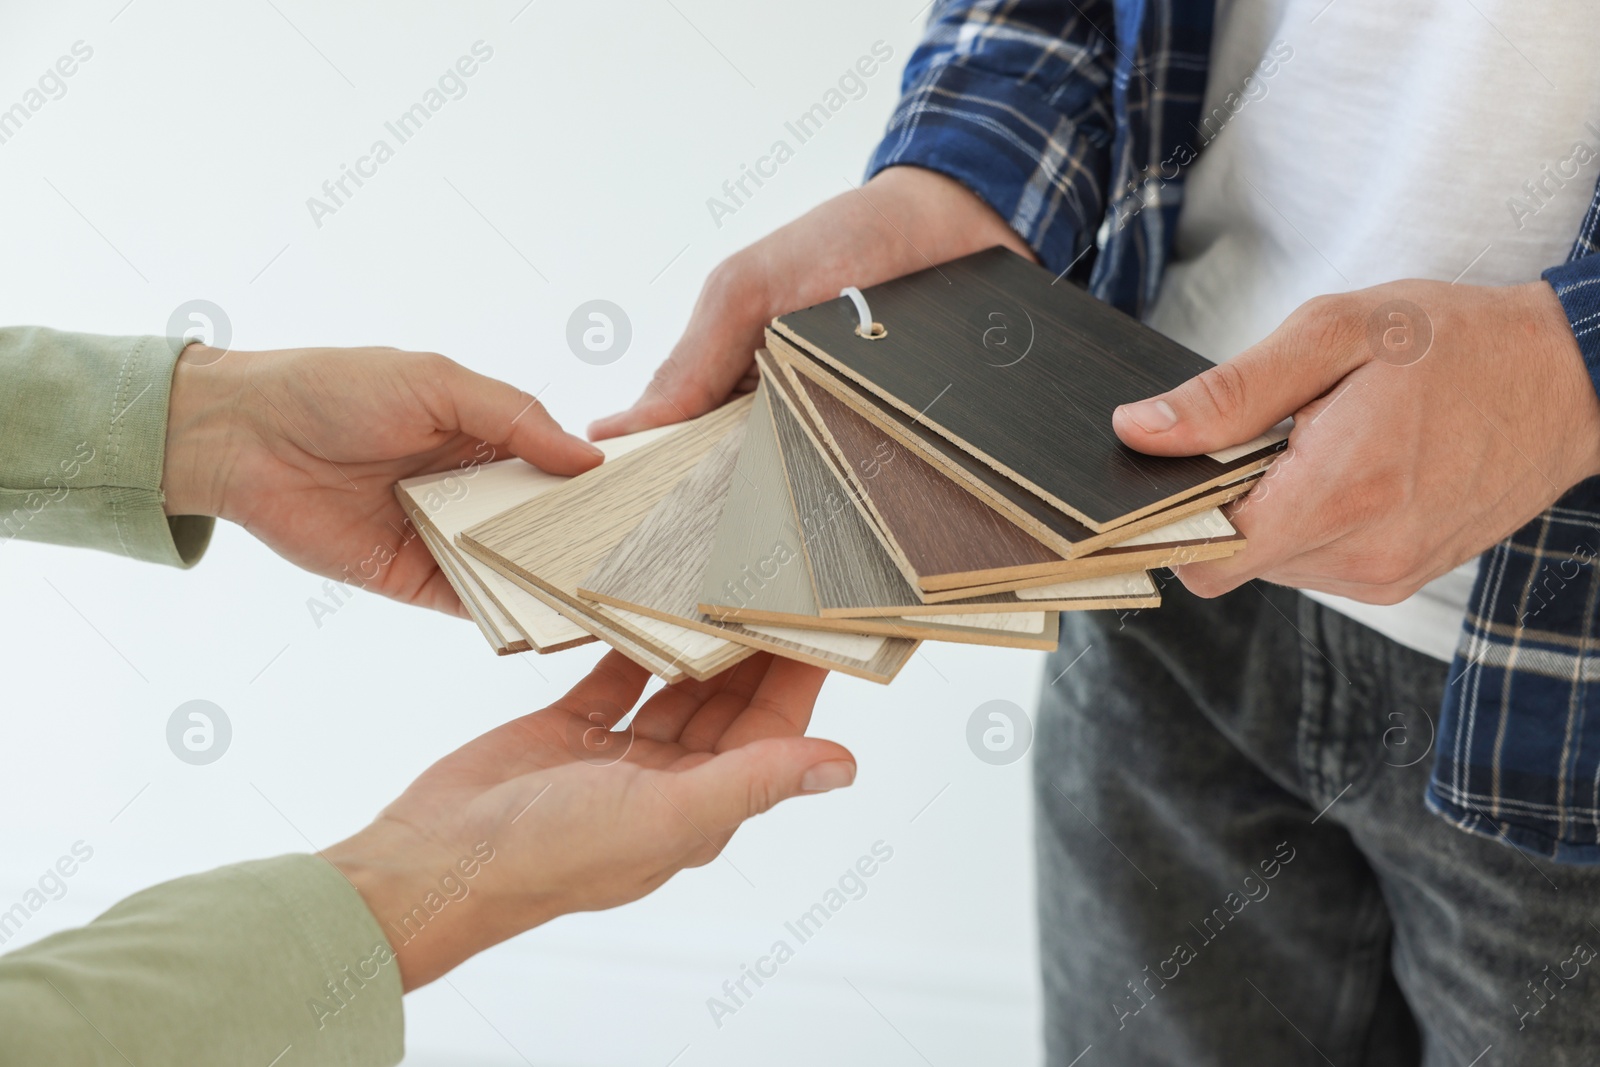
[1112,280,1600,603]
[590,165,1033,439]
[161,345,603,615]
[322,651,853,992]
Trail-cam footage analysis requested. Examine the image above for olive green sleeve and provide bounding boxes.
[0,326,212,565]
[0,855,405,1066]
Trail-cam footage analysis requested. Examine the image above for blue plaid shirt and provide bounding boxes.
[868,0,1600,863]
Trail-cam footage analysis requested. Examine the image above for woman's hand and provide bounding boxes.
[322,651,854,991]
[161,344,603,615]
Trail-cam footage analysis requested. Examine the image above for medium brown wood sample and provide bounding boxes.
[769,332,1254,559]
[771,246,1284,531]
[774,353,1245,593]
[460,399,756,681]
[578,391,924,681]
[690,385,1059,651]
[767,382,1159,619]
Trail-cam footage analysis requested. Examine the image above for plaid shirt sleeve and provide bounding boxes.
[864,0,1119,274]
[1543,252,1600,395]
[1430,216,1600,864]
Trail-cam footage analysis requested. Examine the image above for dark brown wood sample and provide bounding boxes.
[777,360,1243,593]
[766,380,1157,619]
[770,246,1284,531]
[781,361,1074,584]
[769,332,1253,559]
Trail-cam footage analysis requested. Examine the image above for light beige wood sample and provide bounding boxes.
[417,524,524,654]
[767,331,1257,559]
[577,390,921,682]
[765,382,1158,619]
[399,446,694,679]
[692,385,1063,649]
[397,426,673,654]
[460,398,756,681]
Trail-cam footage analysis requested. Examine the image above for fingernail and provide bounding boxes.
[1117,398,1177,433]
[580,440,604,459]
[801,761,856,793]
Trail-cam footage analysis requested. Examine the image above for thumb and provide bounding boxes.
[589,280,766,440]
[1111,303,1366,457]
[588,386,699,442]
[670,736,857,830]
[428,356,604,475]
[588,357,757,441]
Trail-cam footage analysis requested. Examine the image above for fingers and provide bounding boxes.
[675,653,783,751]
[667,735,857,834]
[551,650,652,728]
[1112,295,1369,457]
[435,651,652,783]
[588,386,694,441]
[1171,446,1337,597]
[714,655,829,751]
[630,673,728,744]
[412,563,471,619]
[588,360,748,441]
[665,654,828,753]
[590,264,767,440]
[424,355,604,475]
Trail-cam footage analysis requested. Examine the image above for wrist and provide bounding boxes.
[1523,280,1600,483]
[325,818,561,992]
[325,821,479,993]
[162,346,247,517]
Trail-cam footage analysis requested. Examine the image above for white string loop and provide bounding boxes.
[840,286,887,340]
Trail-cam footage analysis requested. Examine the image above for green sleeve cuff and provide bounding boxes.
[0,326,214,566]
[0,854,404,1066]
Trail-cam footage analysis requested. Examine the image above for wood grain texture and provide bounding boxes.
[692,386,1059,651]
[396,430,675,654]
[768,333,1255,560]
[417,500,685,677]
[578,391,922,682]
[416,523,523,654]
[920,512,1244,600]
[776,351,1062,582]
[759,347,1240,604]
[459,399,755,681]
[771,247,1283,531]
[767,381,1155,619]
[775,352,1247,593]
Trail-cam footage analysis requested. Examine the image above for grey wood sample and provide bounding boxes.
[691,385,1059,651]
[578,396,922,682]
[771,246,1283,531]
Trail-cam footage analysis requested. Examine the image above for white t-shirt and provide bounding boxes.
[1145,0,1600,661]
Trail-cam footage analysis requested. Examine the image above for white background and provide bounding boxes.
[0,2,1046,1064]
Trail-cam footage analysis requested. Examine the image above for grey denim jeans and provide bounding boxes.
[1035,580,1600,1065]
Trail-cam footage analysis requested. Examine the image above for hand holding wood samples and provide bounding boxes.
[404,247,1279,683]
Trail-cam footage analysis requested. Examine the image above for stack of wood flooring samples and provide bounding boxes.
[400,247,1285,685]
